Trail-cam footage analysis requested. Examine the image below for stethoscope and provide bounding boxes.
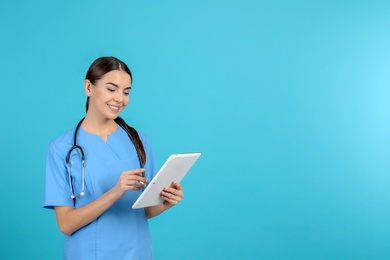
[66,118,143,199]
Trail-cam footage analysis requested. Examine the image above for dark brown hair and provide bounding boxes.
[85,56,146,166]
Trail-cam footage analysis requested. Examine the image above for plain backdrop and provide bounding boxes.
[0,0,389,259]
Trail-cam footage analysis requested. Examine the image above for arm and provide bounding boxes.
[55,169,147,236]
[55,189,119,236]
[145,181,184,219]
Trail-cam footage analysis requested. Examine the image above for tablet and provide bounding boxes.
[132,152,201,209]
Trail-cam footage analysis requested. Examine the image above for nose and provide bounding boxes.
[114,92,124,103]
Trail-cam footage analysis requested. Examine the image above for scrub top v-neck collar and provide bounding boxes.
[78,125,119,143]
[77,126,127,162]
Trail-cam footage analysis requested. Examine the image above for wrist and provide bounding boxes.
[108,187,123,200]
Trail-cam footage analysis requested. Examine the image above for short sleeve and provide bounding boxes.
[43,141,75,209]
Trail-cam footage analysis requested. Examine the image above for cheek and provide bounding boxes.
[123,96,130,106]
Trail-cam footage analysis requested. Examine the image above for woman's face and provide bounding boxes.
[85,69,132,120]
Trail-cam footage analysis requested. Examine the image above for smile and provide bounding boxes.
[108,104,120,112]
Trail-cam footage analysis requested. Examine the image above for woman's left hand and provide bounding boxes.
[145,182,184,218]
[160,182,184,207]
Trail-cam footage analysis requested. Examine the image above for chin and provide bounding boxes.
[102,113,120,121]
[110,114,120,120]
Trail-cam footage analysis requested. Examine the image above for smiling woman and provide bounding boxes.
[83,69,131,138]
[43,56,185,259]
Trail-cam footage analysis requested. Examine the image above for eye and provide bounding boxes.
[124,92,130,96]
[107,88,115,92]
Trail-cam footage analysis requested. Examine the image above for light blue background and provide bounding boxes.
[1,0,389,259]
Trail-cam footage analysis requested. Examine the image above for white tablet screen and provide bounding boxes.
[132,153,201,209]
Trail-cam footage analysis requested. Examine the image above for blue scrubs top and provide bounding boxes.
[43,125,157,260]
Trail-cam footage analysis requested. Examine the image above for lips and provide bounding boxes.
[108,104,120,113]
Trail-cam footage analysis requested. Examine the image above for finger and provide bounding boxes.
[171,181,182,191]
[164,186,184,198]
[119,177,142,187]
[122,168,145,176]
[118,181,139,191]
[161,191,179,204]
[130,183,142,190]
[137,177,148,187]
[121,181,140,191]
[161,186,183,201]
[120,177,147,190]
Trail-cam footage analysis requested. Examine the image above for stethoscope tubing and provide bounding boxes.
[66,118,143,199]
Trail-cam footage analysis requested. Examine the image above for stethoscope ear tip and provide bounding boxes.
[71,195,76,199]
[80,192,85,196]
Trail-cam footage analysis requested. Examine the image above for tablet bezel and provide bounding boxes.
[132,152,201,209]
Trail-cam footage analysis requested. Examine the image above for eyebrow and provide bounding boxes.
[106,82,131,89]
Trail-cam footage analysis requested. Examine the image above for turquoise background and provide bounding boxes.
[1,0,390,259]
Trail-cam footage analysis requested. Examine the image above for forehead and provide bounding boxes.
[100,70,132,87]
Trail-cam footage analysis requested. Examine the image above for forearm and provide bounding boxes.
[55,189,120,236]
[55,169,147,236]
[144,204,170,219]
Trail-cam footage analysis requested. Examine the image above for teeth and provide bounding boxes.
[109,105,119,110]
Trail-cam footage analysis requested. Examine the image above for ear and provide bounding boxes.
[84,79,92,96]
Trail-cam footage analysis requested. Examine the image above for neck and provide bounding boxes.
[81,114,118,139]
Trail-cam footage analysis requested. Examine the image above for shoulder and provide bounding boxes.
[47,127,76,153]
[117,122,152,145]
[137,130,149,142]
[137,130,153,148]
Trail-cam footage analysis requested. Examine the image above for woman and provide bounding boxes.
[43,56,183,259]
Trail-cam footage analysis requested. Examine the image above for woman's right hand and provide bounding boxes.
[55,169,148,236]
[112,168,148,198]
